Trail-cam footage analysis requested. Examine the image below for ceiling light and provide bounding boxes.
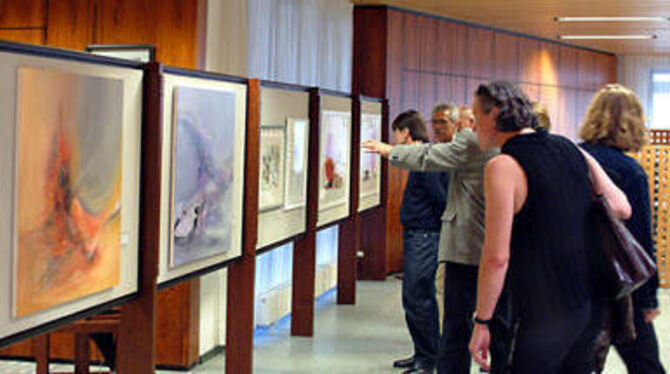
[558,34,657,40]
[555,16,670,22]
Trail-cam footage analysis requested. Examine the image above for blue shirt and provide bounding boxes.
[400,171,449,231]
[581,143,658,309]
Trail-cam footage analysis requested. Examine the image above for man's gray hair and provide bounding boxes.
[432,103,459,122]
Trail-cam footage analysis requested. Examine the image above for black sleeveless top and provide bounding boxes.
[501,131,593,321]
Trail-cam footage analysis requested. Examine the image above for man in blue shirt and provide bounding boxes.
[392,110,450,374]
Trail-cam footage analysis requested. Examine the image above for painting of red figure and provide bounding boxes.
[15,67,123,318]
[319,111,350,209]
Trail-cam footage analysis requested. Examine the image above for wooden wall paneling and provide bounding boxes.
[450,76,468,106]
[467,27,493,80]
[95,0,201,68]
[115,62,163,374]
[519,38,540,85]
[45,0,95,50]
[435,75,449,107]
[0,0,45,28]
[0,29,44,44]
[154,0,200,68]
[338,98,361,305]
[291,88,320,335]
[558,45,578,88]
[493,33,519,81]
[94,0,153,45]
[386,8,403,119]
[419,72,437,128]
[402,12,419,71]
[539,85,560,133]
[353,7,387,98]
[401,70,420,114]
[576,50,597,90]
[417,15,437,74]
[594,53,617,86]
[434,21,452,75]
[448,23,467,76]
[226,79,261,374]
[538,41,560,87]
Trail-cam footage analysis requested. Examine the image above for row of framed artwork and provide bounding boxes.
[0,40,386,349]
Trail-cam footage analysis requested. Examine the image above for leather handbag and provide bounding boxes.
[589,194,657,300]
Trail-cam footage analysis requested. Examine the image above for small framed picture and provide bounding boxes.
[86,44,156,63]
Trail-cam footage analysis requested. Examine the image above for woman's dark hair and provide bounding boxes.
[391,110,430,142]
[476,81,538,132]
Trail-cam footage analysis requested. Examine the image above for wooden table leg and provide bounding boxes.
[33,334,50,374]
[74,333,90,374]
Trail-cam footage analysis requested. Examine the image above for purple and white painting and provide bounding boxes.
[170,86,236,268]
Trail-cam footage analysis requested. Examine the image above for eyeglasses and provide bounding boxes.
[431,119,449,125]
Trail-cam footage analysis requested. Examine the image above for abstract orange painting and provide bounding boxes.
[14,67,123,318]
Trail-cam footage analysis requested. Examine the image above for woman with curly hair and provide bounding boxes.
[580,84,665,374]
[467,81,631,373]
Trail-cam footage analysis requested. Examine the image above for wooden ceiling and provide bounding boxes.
[352,0,670,55]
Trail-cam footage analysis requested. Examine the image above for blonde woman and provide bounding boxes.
[580,84,665,374]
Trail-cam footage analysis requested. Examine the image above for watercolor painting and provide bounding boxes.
[360,113,381,197]
[171,86,236,268]
[319,111,350,210]
[284,118,308,210]
[259,126,286,211]
[15,67,124,318]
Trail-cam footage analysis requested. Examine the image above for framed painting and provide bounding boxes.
[319,110,351,211]
[283,118,309,210]
[258,125,286,212]
[14,67,124,318]
[360,113,382,199]
[169,85,238,269]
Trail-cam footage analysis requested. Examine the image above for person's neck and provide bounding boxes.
[494,128,535,147]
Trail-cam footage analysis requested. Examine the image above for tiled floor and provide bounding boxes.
[1,279,668,373]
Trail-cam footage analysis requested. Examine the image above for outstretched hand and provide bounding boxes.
[362,139,392,158]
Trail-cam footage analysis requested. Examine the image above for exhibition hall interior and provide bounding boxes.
[0,0,668,373]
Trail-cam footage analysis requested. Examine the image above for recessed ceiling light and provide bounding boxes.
[558,34,657,40]
[555,16,670,22]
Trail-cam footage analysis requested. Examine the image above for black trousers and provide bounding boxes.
[437,262,511,374]
[510,302,601,374]
[614,305,666,374]
[402,229,441,370]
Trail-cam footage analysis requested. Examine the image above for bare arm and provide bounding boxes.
[469,155,523,370]
[580,149,632,219]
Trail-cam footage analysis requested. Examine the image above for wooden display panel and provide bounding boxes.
[156,68,247,287]
[256,83,311,252]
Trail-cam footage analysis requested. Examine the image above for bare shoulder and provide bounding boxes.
[486,154,522,175]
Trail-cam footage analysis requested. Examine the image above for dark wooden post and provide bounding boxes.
[116,62,163,374]
[225,78,261,374]
[291,88,320,336]
[337,96,360,305]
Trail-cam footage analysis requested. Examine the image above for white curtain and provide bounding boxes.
[618,55,670,129]
[247,0,352,91]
